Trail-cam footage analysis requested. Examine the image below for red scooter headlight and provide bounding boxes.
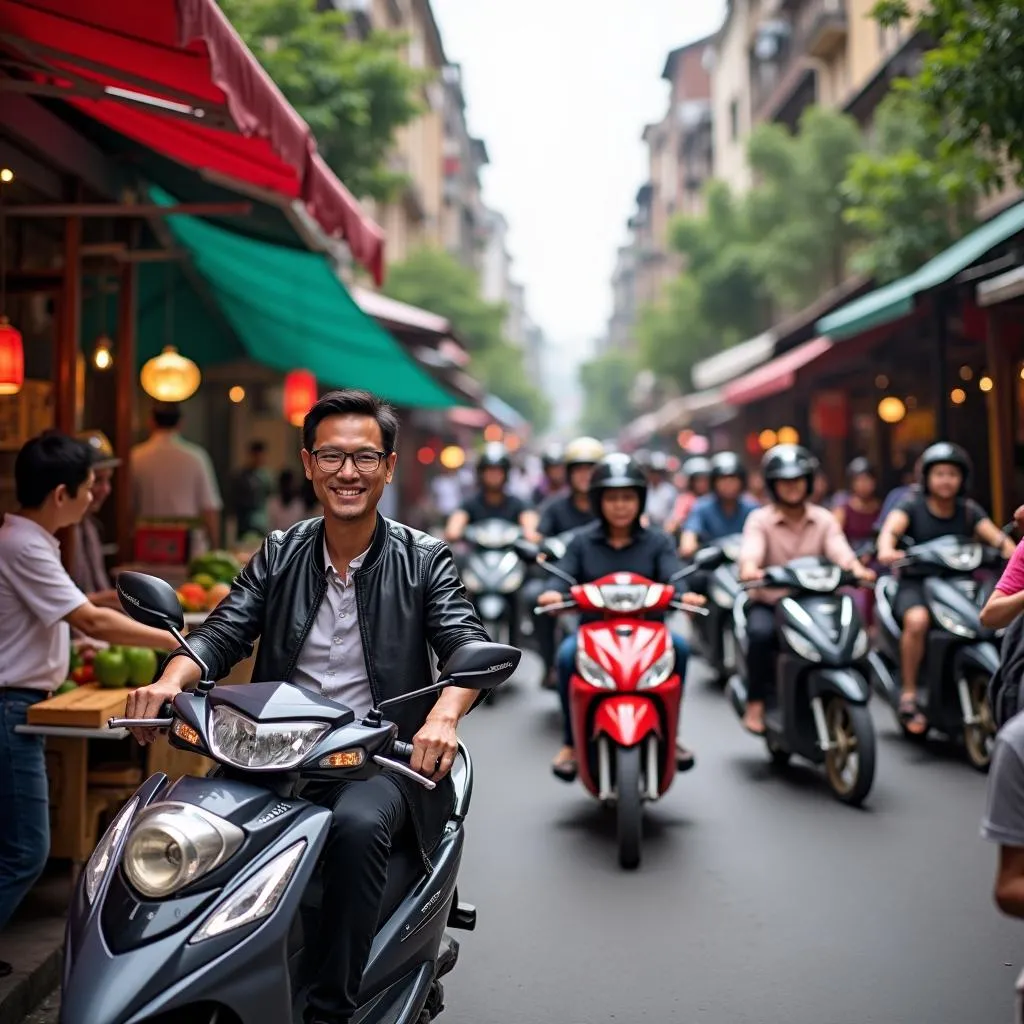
[637,650,675,690]
[577,650,615,689]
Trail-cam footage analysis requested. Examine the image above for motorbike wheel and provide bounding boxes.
[823,699,876,807]
[963,673,995,773]
[616,744,643,870]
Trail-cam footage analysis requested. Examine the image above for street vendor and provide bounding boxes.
[0,432,176,979]
[71,429,121,609]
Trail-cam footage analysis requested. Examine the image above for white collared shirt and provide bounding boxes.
[131,431,223,519]
[291,538,374,715]
[0,514,89,692]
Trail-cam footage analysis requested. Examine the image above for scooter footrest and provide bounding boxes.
[448,901,477,931]
[437,933,460,978]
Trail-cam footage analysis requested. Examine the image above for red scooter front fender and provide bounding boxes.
[591,695,662,746]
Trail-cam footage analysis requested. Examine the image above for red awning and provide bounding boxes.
[0,0,385,282]
[723,336,833,406]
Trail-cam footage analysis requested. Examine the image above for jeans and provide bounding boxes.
[0,690,49,933]
[303,775,408,1023]
[744,603,777,703]
[556,632,690,747]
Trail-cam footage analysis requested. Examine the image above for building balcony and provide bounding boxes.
[798,0,847,60]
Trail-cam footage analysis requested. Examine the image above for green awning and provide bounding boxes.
[149,188,460,408]
[817,201,1024,341]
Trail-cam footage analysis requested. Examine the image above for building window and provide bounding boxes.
[729,99,739,142]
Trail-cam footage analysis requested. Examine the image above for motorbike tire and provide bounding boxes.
[824,699,875,807]
[766,735,791,768]
[963,672,995,773]
[616,744,643,870]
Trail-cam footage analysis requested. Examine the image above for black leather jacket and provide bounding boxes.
[177,514,489,866]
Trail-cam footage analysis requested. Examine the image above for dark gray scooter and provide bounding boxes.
[60,572,519,1024]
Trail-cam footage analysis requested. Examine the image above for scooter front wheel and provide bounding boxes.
[824,699,876,806]
[616,744,643,870]
[963,672,995,773]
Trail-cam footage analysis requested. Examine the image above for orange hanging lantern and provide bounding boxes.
[283,370,317,427]
[0,317,24,396]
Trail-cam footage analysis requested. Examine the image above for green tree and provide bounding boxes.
[843,93,985,282]
[578,349,637,439]
[871,0,1024,190]
[382,248,550,431]
[217,0,425,201]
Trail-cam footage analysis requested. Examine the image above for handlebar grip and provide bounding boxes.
[392,740,414,763]
[159,700,174,719]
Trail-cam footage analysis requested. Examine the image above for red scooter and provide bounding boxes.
[535,567,704,869]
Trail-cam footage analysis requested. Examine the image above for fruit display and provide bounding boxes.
[177,551,241,615]
[94,647,131,689]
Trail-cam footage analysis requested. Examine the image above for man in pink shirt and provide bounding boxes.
[738,445,874,735]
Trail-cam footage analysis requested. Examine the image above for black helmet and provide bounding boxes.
[846,456,875,481]
[541,443,564,469]
[761,444,818,502]
[710,451,746,485]
[920,442,971,494]
[478,442,511,473]
[682,456,712,480]
[589,453,648,519]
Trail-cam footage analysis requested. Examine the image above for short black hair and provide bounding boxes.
[15,431,93,508]
[302,389,399,454]
[152,402,182,429]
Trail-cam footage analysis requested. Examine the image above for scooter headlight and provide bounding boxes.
[497,553,526,593]
[190,840,306,944]
[460,567,483,592]
[851,629,869,661]
[637,650,675,690]
[781,626,822,663]
[209,705,329,770]
[123,803,244,899]
[934,607,977,639]
[577,650,615,689]
[84,797,137,905]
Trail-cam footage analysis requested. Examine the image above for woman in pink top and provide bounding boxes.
[981,505,1024,629]
[738,445,874,735]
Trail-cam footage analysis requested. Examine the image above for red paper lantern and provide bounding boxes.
[283,369,317,427]
[0,317,24,396]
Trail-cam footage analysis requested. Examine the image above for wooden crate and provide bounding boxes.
[28,683,129,729]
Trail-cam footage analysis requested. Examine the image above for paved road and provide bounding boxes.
[26,648,1023,1023]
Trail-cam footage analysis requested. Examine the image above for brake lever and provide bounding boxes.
[372,755,437,790]
[534,601,577,614]
[108,717,172,730]
[669,601,709,616]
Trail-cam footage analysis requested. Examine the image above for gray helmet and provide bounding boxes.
[647,451,670,474]
[761,444,818,501]
[682,456,712,481]
[846,456,875,481]
[589,453,648,519]
[541,443,564,469]
[920,442,970,495]
[710,451,746,486]
[478,443,511,474]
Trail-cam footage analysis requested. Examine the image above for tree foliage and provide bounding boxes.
[217,0,425,200]
[843,93,986,282]
[382,248,550,431]
[578,349,638,440]
[872,0,1024,190]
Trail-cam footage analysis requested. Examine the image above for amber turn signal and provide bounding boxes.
[173,721,201,746]
[319,749,366,768]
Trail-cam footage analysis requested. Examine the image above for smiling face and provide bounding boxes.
[301,414,396,525]
[927,463,962,500]
[88,468,113,514]
[601,487,642,530]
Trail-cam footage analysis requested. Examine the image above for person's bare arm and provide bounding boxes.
[995,846,1024,918]
[411,687,479,783]
[833,504,847,531]
[981,589,1024,630]
[88,588,123,610]
[976,517,1016,558]
[444,510,469,543]
[876,508,910,565]
[519,509,541,543]
[680,530,700,558]
[66,602,176,650]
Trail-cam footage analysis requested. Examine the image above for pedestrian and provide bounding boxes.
[229,439,272,538]
[131,402,223,546]
[0,433,176,976]
[981,708,1024,919]
[71,429,121,609]
[266,468,308,533]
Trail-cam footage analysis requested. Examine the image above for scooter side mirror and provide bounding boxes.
[440,642,522,690]
[116,571,184,632]
[693,546,725,571]
[514,539,541,562]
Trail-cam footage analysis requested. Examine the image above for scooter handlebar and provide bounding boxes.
[391,740,414,762]
[534,600,577,615]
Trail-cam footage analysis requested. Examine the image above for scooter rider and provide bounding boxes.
[680,451,759,593]
[445,442,539,543]
[666,456,713,536]
[524,437,605,687]
[876,441,1013,735]
[125,389,492,1024]
[533,443,567,506]
[738,445,874,736]
[537,453,706,779]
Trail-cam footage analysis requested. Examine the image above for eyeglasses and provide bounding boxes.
[310,448,388,474]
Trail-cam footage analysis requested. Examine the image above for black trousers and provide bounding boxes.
[304,775,408,1023]
[744,602,778,703]
[521,577,557,669]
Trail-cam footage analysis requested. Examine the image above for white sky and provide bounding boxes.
[432,0,727,367]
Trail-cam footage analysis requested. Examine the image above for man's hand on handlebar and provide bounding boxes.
[679,592,707,608]
[739,562,764,583]
[411,713,459,782]
[537,590,564,607]
[124,676,184,745]
[849,563,876,583]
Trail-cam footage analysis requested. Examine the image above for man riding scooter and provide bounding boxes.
[444,443,539,543]
[876,441,1014,735]
[532,444,567,506]
[537,454,706,779]
[680,451,760,591]
[738,445,874,736]
[665,456,713,537]
[523,437,604,688]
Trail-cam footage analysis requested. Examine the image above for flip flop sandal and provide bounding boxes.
[899,697,928,736]
[676,748,696,772]
[551,756,578,782]
[743,719,767,737]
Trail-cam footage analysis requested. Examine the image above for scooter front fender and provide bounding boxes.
[807,667,870,705]
[592,694,663,747]
[61,799,331,1024]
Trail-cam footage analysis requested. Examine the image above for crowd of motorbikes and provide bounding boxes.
[58,449,1009,1023]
